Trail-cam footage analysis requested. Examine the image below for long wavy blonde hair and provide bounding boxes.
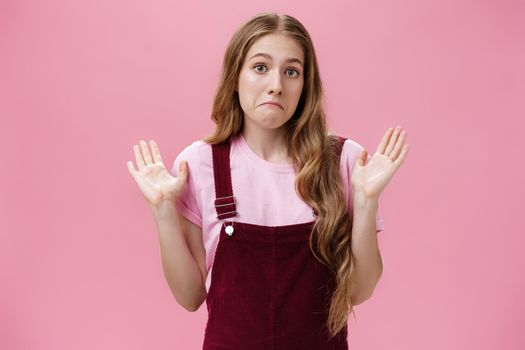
[202,12,356,337]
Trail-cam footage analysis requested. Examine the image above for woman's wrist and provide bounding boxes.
[149,197,179,221]
[352,189,379,211]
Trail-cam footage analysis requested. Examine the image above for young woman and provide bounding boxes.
[127,12,408,350]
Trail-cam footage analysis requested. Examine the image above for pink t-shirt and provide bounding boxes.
[170,133,385,292]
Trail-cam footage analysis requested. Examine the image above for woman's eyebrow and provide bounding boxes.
[248,53,303,66]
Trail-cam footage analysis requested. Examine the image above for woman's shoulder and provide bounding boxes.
[327,133,372,171]
[171,139,214,175]
[342,137,366,153]
[328,133,366,155]
[177,139,211,158]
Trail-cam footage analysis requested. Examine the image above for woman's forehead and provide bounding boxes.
[246,34,303,62]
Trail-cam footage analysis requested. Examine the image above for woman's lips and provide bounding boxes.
[262,102,283,109]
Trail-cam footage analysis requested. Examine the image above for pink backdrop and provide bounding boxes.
[1,0,523,349]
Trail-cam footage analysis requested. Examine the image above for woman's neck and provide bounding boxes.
[241,126,291,164]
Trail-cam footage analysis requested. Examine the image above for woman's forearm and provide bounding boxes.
[349,191,383,305]
[150,200,206,312]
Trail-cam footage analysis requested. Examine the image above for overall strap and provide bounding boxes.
[211,136,238,220]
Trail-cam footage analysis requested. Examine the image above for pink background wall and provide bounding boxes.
[1,0,523,349]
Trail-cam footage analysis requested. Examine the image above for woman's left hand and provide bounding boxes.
[350,126,409,200]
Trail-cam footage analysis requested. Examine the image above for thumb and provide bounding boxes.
[355,149,368,168]
[178,160,189,181]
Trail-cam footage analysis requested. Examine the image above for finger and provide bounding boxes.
[178,160,189,182]
[127,160,136,176]
[140,140,153,165]
[150,140,163,164]
[376,127,395,155]
[390,130,407,161]
[127,160,142,183]
[355,149,367,168]
[385,126,402,156]
[394,144,409,167]
[133,144,146,170]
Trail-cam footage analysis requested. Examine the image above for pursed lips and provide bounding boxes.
[261,102,284,109]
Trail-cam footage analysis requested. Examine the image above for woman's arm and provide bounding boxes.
[349,191,383,305]
[348,127,408,304]
[151,200,207,312]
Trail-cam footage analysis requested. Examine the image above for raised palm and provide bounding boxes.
[350,126,409,200]
[127,140,188,208]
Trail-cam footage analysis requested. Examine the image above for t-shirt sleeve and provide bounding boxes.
[170,145,202,228]
[343,138,385,234]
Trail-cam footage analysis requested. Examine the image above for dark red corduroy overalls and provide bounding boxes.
[203,135,348,350]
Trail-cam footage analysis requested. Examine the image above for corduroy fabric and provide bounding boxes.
[203,135,349,350]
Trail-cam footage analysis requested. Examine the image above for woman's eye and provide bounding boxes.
[254,64,267,73]
[286,69,300,77]
[253,64,300,77]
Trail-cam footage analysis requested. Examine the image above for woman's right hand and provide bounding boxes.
[126,139,189,208]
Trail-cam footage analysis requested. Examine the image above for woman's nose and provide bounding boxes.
[267,71,283,94]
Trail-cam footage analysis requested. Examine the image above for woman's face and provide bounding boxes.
[237,33,305,131]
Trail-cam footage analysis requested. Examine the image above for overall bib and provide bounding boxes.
[203,135,349,350]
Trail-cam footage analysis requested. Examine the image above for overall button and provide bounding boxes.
[225,225,234,236]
